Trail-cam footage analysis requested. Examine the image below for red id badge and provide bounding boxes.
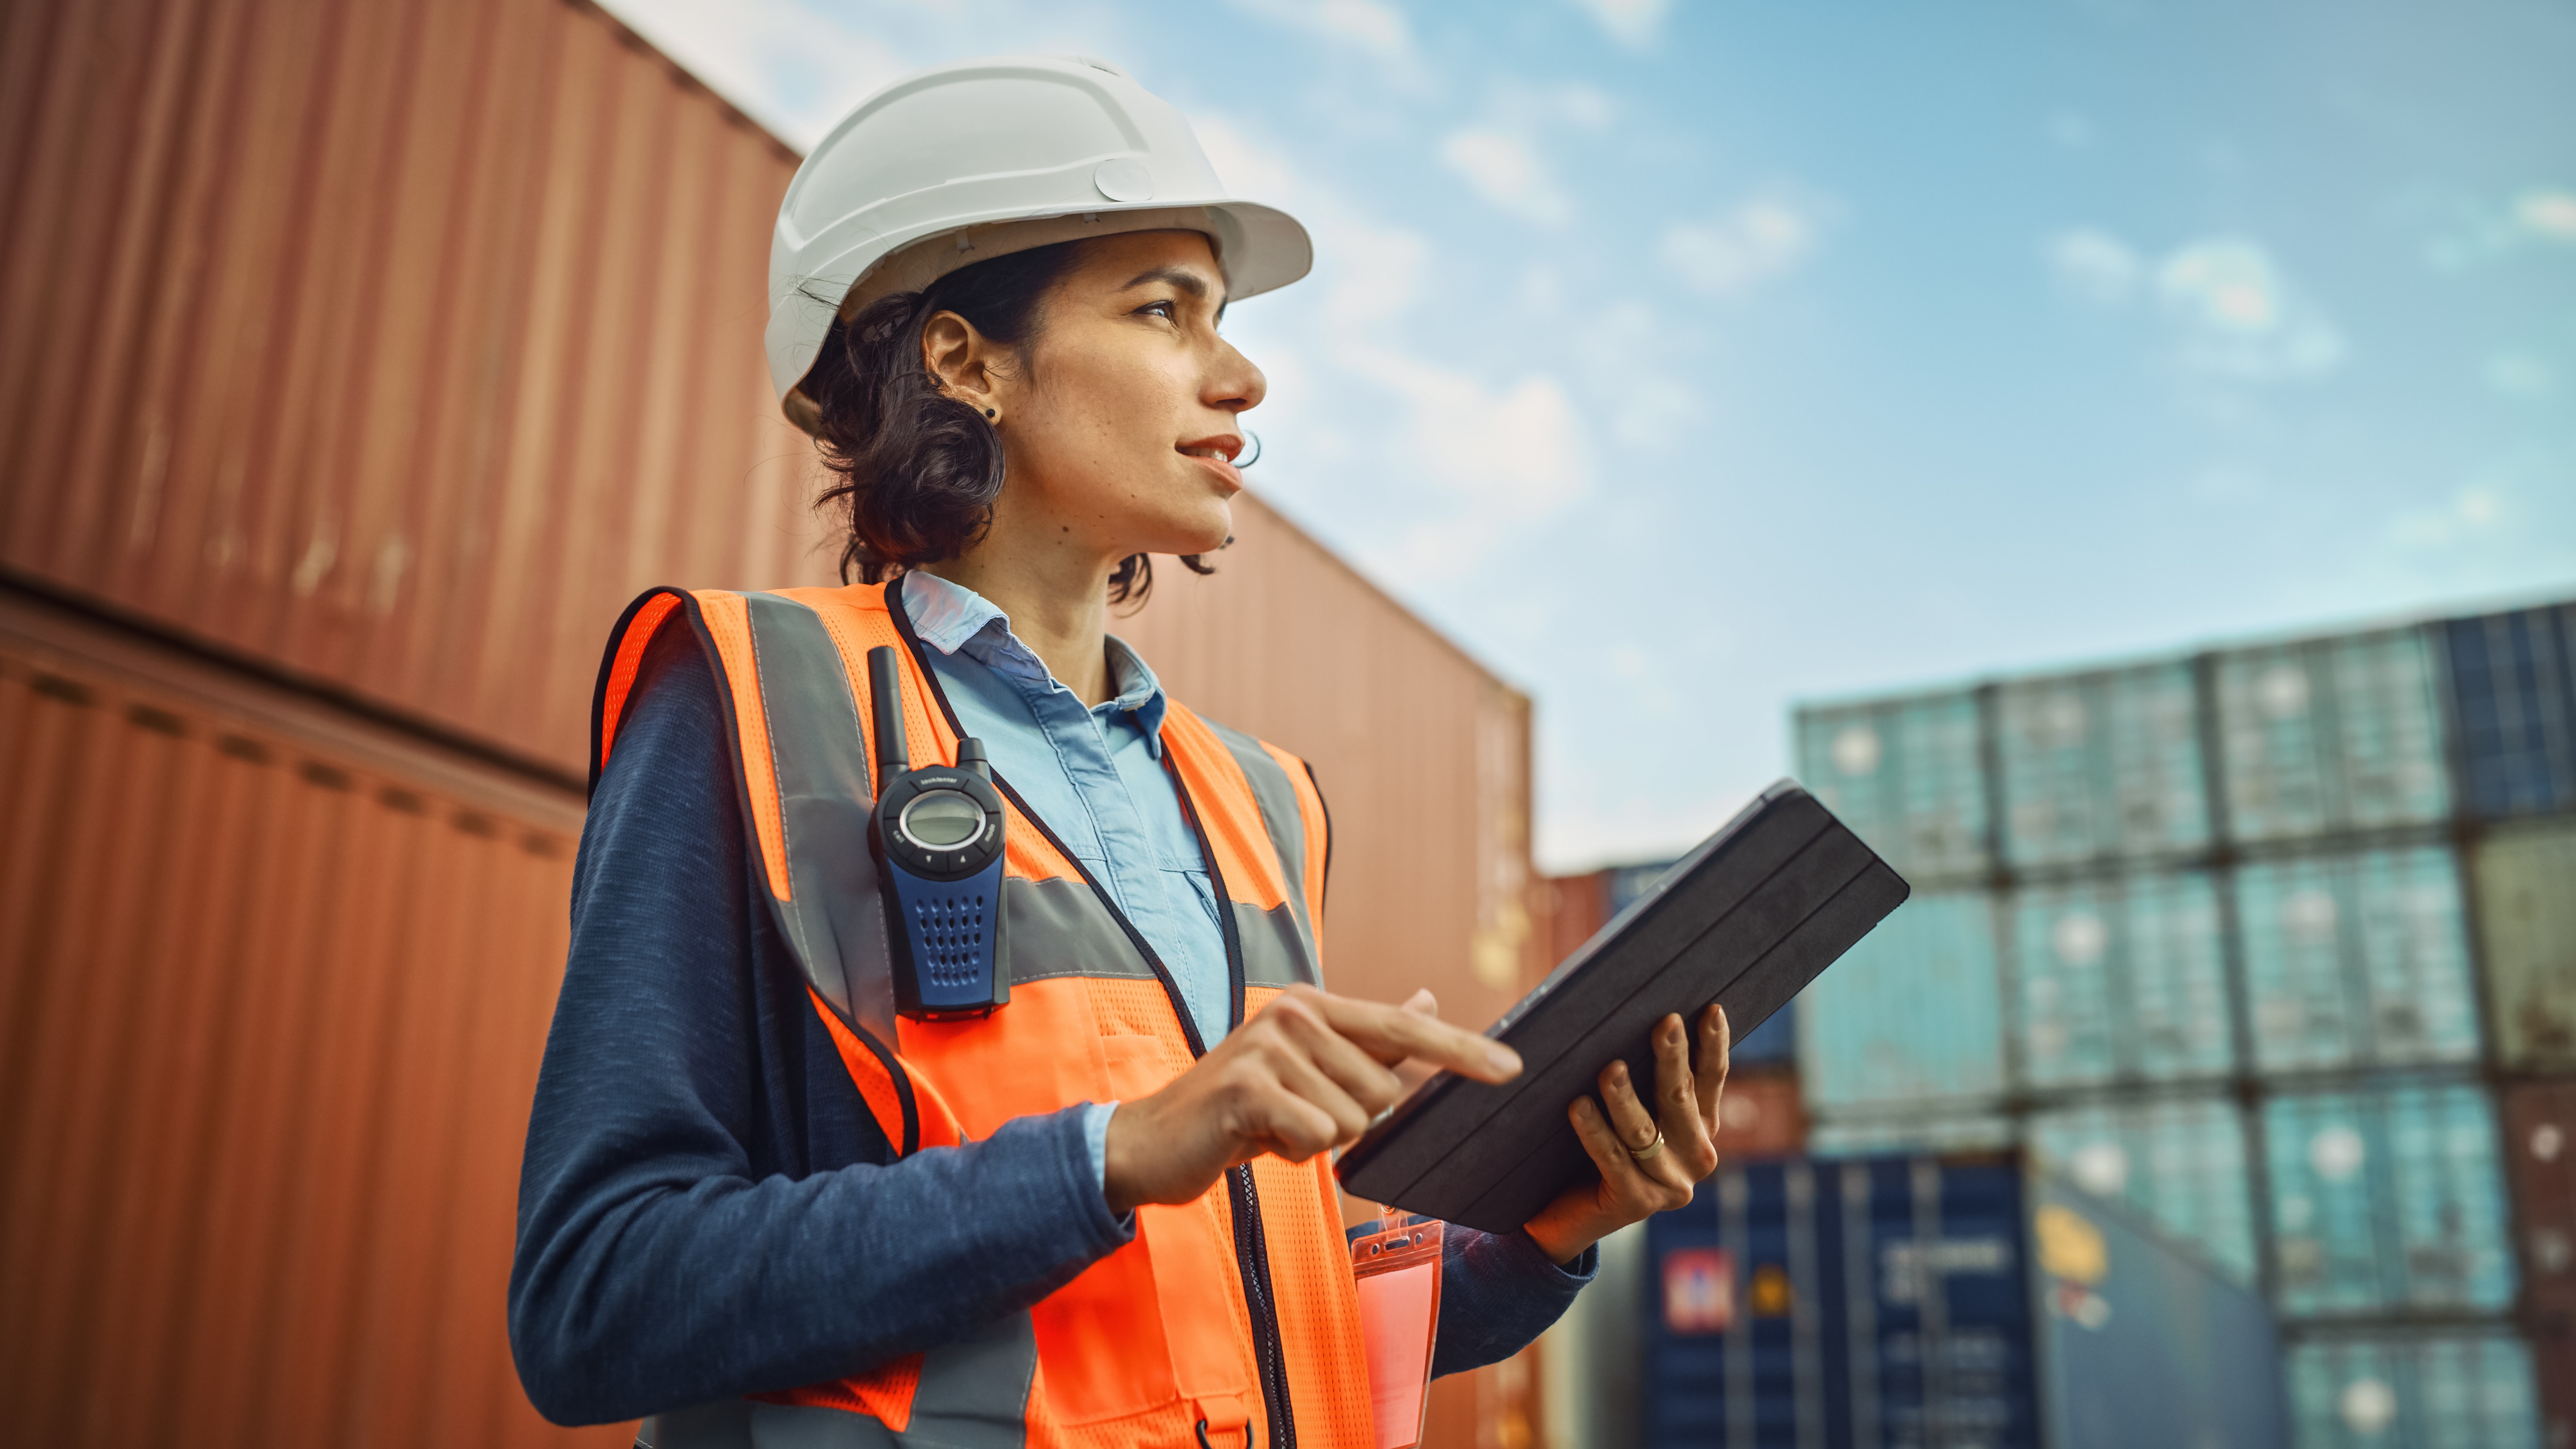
[1349,1214,1445,1449]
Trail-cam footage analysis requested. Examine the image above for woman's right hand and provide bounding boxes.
[1101,984,1523,1216]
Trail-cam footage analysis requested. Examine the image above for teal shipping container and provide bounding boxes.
[1644,1151,2287,1449]
[2010,872,2233,1088]
[2214,629,2451,843]
[2236,846,2479,1073]
[2286,1329,2538,1448]
[1809,1112,2016,1156]
[2025,1096,2258,1284]
[1797,691,1990,884]
[1995,662,2210,868]
[1799,891,2006,1113]
[2264,1081,2516,1316]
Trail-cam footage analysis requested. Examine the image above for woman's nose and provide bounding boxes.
[1209,342,1266,414]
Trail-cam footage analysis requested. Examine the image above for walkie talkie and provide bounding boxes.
[867,645,1009,1019]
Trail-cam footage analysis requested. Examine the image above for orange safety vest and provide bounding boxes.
[591,581,1374,1449]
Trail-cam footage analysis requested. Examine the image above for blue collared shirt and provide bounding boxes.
[900,572,1235,1182]
[900,572,1234,1043]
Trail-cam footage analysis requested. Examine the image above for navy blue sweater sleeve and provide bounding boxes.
[1431,1229,1597,1376]
[508,627,1133,1426]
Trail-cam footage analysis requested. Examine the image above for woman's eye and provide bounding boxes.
[1139,300,1176,320]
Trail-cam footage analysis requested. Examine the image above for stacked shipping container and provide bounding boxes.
[0,0,1549,1443]
[1792,598,2576,1448]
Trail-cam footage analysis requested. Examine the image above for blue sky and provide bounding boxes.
[603,0,2576,869]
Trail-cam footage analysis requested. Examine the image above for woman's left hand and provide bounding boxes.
[1521,1004,1731,1266]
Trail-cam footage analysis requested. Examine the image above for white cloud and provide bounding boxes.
[1190,112,1302,207]
[2486,352,2556,400]
[1567,0,1672,48]
[2389,484,2510,548]
[2044,227,2141,304]
[1659,196,1823,298]
[596,0,908,150]
[1228,0,1414,60]
[2156,238,2344,381]
[2518,188,2576,245]
[1575,299,1702,452]
[1192,130,1594,581]
[1439,129,1570,225]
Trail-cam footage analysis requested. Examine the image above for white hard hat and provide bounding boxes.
[766,54,1313,430]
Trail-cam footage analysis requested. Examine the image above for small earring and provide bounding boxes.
[984,407,996,419]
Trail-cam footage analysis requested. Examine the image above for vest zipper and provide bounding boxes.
[1166,756,1297,1449]
[885,594,1299,1449]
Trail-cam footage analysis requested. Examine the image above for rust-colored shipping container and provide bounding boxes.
[0,587,622,1447]
[1711,1068,1807,1161]
[1533,870,1615,979]
[2534,1329,2574,1449]
[0,0,833,776]
[2504,1080,2576,1324]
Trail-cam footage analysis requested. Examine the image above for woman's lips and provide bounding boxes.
[1177,437,1244,491]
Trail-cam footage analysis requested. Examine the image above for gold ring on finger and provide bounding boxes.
[1626,1129,1665,1163]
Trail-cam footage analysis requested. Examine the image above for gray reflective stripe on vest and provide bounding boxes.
[1002,876,1158,983]
[640,1312,1038,1449]
[742,592,900,1045]
[1200,721,1319,952]
[1235,901,1319,989]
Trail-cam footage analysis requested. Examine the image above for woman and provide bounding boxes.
[510,56,1731,1447]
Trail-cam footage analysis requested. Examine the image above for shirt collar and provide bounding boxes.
[896,571,1171,753]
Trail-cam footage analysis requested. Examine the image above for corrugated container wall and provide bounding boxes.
[2235,845,2479,1074]
[2025,1094,2258,1283]
[2214,628,2451,843]
[2285,1331,2538,1449]
[2010,870,2234,1088]
[0,0,833,777]
[2261,1080,2516,1317]
[2502,1082,2576,1324]
[1995,662,2209,868]
[2443,603,2576,820]
[1796,689,1990,883]
[1798,889,2005,1113]
[1642,1152,2288,1449]
[0,594,620,1447]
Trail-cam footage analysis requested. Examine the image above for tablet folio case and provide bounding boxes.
[1334,780,1910,1234]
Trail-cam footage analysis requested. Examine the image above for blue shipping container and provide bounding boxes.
[2443,602,2576,821]
[1645,1151,2287,1449]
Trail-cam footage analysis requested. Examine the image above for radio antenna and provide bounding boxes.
[867,645,909,788]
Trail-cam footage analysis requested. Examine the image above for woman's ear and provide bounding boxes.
[920,310,1000,413]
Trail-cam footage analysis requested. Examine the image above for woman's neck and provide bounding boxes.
[921,536,1116,707]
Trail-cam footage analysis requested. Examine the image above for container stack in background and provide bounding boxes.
[1786,598,2576,1447]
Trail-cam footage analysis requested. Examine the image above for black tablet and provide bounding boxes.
[1334,780,1910,1234]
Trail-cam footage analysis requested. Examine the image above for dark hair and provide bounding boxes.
[805,239,1217,608]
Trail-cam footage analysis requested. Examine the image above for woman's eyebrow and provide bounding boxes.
[1121,264,1225,305]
